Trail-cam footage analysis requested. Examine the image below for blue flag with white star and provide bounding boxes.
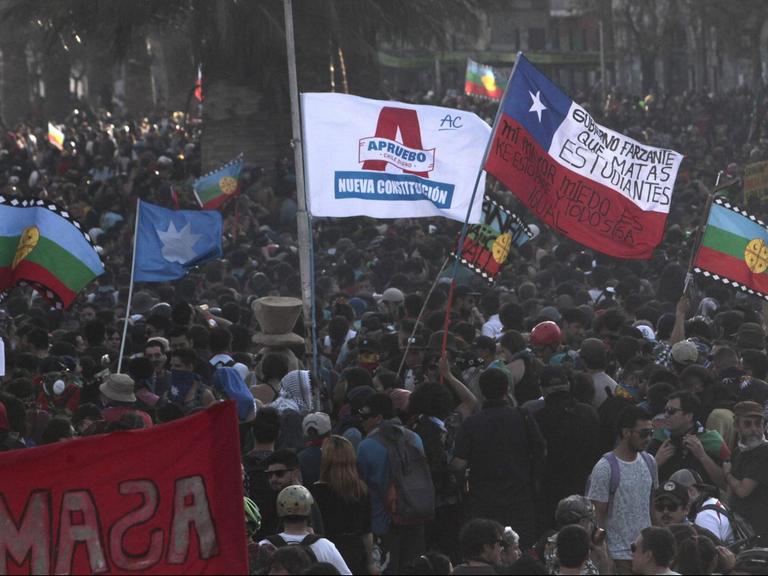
[134,201,223,282]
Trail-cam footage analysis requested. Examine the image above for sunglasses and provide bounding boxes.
[665,407,682,416]
[631,542,641,554]
[654,501,681,512]
[266,468,294,479]
[633,428,654,439]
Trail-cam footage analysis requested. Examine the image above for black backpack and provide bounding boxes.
[697,503,756,549]
[263,534,321,563]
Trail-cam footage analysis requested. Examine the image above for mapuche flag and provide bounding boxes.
[693,198,768,300]
[193,154,243,210]
[450,197,531,283]
[47,122,64,151]
[465,59,509,101]
[0,196,104,309]
[484,54,683,259]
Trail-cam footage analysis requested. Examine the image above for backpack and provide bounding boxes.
[263,534,320,563]
[370,421,435,526]
[586,451,656,513]
[698,503,756,546]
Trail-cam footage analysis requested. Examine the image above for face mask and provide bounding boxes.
[169,370,196,401]
[171,369,195,385]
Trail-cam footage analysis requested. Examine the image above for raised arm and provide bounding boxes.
[439,355,478,418]
[669,294,689,345]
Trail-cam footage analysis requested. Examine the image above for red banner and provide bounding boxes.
[0,402,247,575]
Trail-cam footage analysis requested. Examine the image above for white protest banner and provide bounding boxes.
[302,93,491,223]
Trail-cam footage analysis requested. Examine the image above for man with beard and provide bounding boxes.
[143,339,170,398]
[724,401,768,538]
[587,406,658,574]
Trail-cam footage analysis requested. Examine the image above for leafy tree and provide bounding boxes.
[0,0,479,168]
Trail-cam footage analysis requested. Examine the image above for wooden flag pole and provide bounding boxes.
[683,170,722,295]
[437,53,524,382]
[397,256,450,379]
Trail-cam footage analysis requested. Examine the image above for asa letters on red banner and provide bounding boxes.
[0,402,247,575]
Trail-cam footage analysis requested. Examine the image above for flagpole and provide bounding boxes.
[117,198,142,373]
[284,0,317,393]
[438,52,524,373]
[233,203,240,243]
[397,256,450,378]
[308,217,320,409]
[683,171,722,295]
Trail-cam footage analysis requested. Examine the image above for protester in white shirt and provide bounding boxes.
[669,468,733,544]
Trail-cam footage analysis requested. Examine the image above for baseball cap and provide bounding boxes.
[302,412,332,437]
[358,393,393,419]
[538,306,562,323]
[653,480,689,507]
[634,323,657,342]
[671,340,699,365]
[358,338,380,353]
[668,468,704,488]
[376,287,404,304]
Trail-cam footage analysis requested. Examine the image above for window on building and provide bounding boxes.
[491,19,517,45]
[571,27,584,51]
[528,27,546,50]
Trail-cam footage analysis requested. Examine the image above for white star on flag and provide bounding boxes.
[157,221,201,264]
[528,90,547,122]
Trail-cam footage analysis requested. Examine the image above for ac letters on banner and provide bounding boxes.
[0,402,247,575]
[302,92,491,223]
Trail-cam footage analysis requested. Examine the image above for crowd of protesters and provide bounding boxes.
[0,83,767,575]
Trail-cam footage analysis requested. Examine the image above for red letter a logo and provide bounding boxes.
[362,107,429,177]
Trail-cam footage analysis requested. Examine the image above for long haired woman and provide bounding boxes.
[310,435,374,574]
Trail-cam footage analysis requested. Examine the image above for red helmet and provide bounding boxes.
[530,321,562,348]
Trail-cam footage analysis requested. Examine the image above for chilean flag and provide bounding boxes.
[484,54,683,259]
